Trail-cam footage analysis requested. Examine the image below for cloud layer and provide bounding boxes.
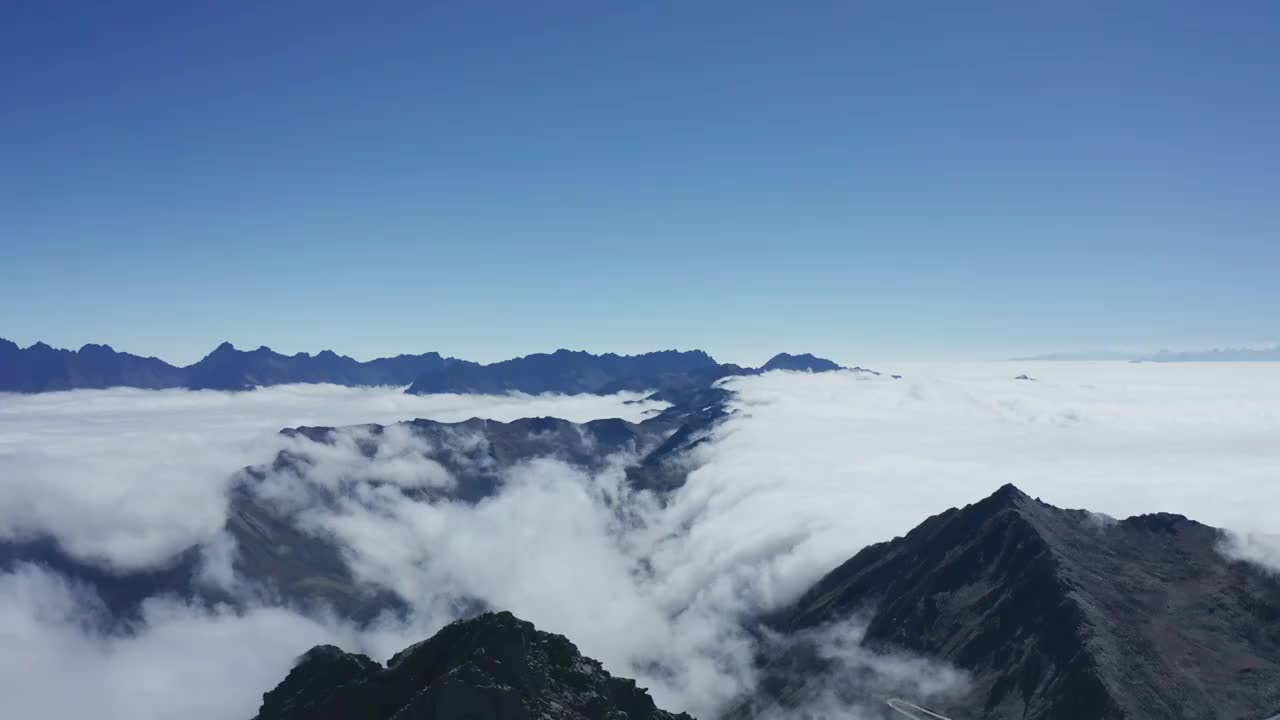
[0,384,662,569]
[3,362,1280,719]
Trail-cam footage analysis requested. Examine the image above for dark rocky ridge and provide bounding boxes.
[760,485,1280,720]
[252,610,693,720]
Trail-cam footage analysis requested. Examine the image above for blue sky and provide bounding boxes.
[3,2,1277,366]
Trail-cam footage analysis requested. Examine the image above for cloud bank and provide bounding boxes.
[0,384,662,570]
[3,362,1279,719]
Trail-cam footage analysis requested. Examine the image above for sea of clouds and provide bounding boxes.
[2,363,1279,720]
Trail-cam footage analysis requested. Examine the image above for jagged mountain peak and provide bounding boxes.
[766,486,1280,719]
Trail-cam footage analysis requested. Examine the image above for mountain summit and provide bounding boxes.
[252,611,692,720]
[760,352,843,372]
[762,485,1280,719]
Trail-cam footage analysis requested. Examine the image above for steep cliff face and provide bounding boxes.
[252,611,693,720]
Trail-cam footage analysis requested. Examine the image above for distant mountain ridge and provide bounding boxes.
[0,337,847,394]
[0,338,464,393]
[183,342,469,391]
[1017,345,1280,362]
[404,348,721,395]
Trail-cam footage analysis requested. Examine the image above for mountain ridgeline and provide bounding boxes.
[0,337,846,393]
[755,485,1280,720]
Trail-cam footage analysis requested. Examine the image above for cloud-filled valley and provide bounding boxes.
[0,385,664,570]
[2,363,1280,719]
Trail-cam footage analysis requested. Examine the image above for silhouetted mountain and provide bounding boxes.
[183,342,470,391]
[405,349,853,396]
[0,338,185,392]
[760,353,843,372]
[252,611,692,720]
[0,338,469,392]
[1,337,847,394]
[405,348,723,395]
[759,485,1280,719]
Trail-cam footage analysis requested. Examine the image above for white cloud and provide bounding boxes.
[2,362,1279,719]
[751,619,970,720]
[0,562,356,720]
[676,362,1280,599]
[1219,530,1280,574]
[0,385,663,570]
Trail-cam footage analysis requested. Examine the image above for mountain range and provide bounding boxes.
[0,338,463,392]
[0,337,846,394]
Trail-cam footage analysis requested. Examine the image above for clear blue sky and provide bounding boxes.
[3,2,1277,366]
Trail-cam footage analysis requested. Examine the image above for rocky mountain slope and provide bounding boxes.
[224,413,683,619]
[760,485,1280,720]
[252,610,693,720]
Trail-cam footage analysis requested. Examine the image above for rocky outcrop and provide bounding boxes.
[252,611,693,720]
